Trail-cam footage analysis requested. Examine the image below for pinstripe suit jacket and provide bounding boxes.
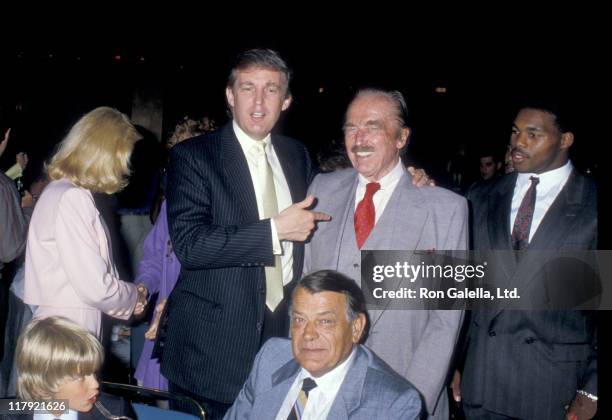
[161,123,313,403]
[462,170,598,419]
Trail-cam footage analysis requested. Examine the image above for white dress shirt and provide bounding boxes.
[510,160,573,242]
[234,121,294,285]
[355,159,404,223]
[276,349,357,420]
[34,409,78,419]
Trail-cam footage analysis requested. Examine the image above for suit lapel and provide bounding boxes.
[331,174,361,269]
[328,346,368,419]
[254,358,301,418]
[221,124,260,221]
[272,134,306,203]
[367,171,430,323]
[527,171,583,250]
[486,174,517,278]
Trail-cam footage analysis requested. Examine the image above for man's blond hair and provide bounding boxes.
[16,317,103,400]
[47,106,139,194]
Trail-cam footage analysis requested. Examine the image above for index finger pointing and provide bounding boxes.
[312,211,331,221]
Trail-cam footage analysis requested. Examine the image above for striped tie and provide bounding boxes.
[287,378,317,420]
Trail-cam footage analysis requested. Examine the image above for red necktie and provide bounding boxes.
[354,182,381,249]
[511,176,540,250]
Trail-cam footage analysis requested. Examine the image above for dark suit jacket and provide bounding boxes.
[225,338,422,419]
[161,123,313,403]
[462,170,598,419]
[4,392,135,420]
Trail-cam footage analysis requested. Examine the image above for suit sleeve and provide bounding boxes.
[135,201,167,293]
[55,188,138,318]
[442,197,469,251]
[167,143,274,270]
[387,388,423,420]
[406,197,468,414]
[223,339,270,420]
[0,175,28,263]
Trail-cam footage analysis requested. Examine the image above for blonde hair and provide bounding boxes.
[16,317,103,400]
[47,106,140,194]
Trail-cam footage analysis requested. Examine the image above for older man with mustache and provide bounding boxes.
[304,88,468,419]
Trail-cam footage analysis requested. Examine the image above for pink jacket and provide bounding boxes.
[24,178,137,336]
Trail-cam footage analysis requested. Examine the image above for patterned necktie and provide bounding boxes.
[511,176,540,250]
[287,378,318,420]
[354,182,381,249]
[254,141,284,311]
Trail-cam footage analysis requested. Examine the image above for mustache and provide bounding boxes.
[351,146,375,154]
[511,147,529,157]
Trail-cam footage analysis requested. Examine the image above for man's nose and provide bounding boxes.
[513,132,527,148]
[254,89,264,105]
[354,128,368,145]
[302,321,319,340]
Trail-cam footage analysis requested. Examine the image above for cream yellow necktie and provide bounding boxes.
[254,141,284,311]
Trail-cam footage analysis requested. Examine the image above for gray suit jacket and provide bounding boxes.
[304,167,468,419]
[224,338,422,419]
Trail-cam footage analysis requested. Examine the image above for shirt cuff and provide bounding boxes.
[5,163,22,180]
[270,218,282,255]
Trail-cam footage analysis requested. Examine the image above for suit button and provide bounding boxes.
[525,337,535,344]
[256,322,262,331]
[353,263,359,268]
[488,330,496,337]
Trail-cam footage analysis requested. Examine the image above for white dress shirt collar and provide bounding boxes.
[510,160,573,242]
[515,160,573,195]
[233,120,272,154]
[357,158,404,190]
[276,347,357,420]
[34,409,78,420]
[300,346,356,393]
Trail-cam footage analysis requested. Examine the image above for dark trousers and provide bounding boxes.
[169,382,231,420]
[463,403,520,419]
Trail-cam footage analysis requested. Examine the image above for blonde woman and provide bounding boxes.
[24,107,147,338]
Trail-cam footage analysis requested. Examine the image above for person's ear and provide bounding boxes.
[225,87,235,109]
[351,313,367,343]
[397,127,410,149]
[560,132,574,150]
[281,94,293,111]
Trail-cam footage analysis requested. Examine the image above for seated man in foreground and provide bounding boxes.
[225,269,422,419]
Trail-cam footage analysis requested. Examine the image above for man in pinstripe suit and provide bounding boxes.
[161,49,329,420]
[455,101,598,419]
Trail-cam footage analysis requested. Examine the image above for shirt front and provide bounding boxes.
[34,409,78,420]
[276,349,357,420]
[234,121,294,285]
[510,160,573,242]
[354,159,404,223]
